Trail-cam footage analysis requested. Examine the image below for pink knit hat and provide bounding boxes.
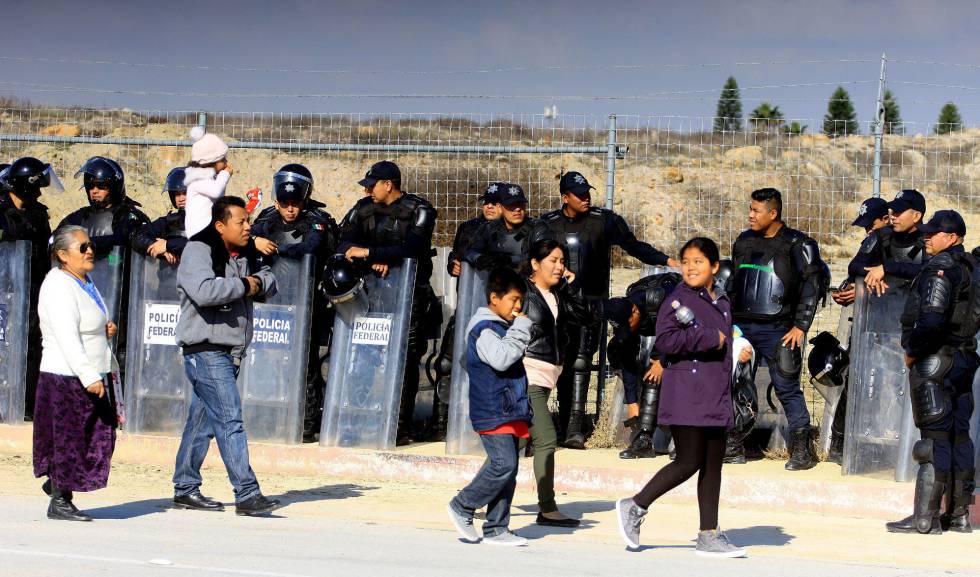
[189,126,228,164]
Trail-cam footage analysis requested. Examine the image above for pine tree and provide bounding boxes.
[882,90,903,135]
[823,86,858,137]
[749,102,785,132]
[935,102,963,135]
[714,77,743,133]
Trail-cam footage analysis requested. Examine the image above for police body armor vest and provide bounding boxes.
[731,229,802,320]
[80,208,116,237]
[544,209,607,296]
[164,211,186,239]
[358,194,424,246]
[879,228,926,285]
[901,251,976,352]
[485,220,538,268]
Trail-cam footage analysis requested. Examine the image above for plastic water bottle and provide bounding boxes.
[672,300,696,327]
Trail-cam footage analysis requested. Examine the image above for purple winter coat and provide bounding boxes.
[655,282,734,427]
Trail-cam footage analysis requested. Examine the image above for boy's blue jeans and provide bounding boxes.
[173,351,261,503]
[450,433,520,537]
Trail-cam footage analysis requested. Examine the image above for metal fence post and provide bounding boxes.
[595,114,619,422]
[198,111,207,133]
[872,53,887,199]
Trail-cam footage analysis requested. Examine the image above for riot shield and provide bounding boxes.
[415,247,456,424]
[238,254,314,444]
[320,259,417,449]
[0,241,30,424]
[445,263,489,455]
[124,253,189,435]
[843,283,918,481]
[89,247,125,352]
[813,304,852,452]
[751,363,789,451]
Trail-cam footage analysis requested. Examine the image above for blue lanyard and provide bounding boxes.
[67,272,107,316]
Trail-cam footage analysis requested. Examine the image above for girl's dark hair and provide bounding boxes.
[521,238,568,276]
[679,237,720,265]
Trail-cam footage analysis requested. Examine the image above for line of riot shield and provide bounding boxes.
[89,246,125,353]
[445,262,488,455]
[320,258,418,449]
[0,241,30,424]
[415,247,455,426]
[124,253,189,435]
[812,303,852,453]
[843,282,918,481]
[238,254,314,444]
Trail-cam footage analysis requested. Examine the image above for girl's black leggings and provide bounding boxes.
[632,425,726,531]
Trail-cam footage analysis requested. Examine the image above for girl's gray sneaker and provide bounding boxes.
[695,529,747,558]
[482,531,528,546]
[447,503,480,542]
[615,497,647,549]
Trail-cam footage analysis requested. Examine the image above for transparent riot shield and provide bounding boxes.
[239,254,314,444]
[813,304,852,452]
[415,247,456,424]
[445,263,489,455]
[752,363,789,451]
[124,253,189,435]
[321,259,417,449]
[89,247,125,352]
[0,241,30,424]
[843,283,918,481]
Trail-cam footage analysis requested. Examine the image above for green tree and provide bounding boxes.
[823,86,858,137]
[749,102,785,132]
[935,102,963,135]
[882,90,903,135]
[782,121,808,135]
[714,76,743,133]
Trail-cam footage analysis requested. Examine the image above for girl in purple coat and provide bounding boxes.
[615,237,747,558]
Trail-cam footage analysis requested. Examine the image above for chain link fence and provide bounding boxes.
[4,104,980,428]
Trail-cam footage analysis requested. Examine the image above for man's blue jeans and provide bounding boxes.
[450,433,520,537]
[173,351,261,503]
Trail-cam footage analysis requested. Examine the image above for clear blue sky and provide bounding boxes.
[2,0,979,129]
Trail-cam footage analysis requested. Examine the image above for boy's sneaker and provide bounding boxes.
[615,497,646,549]
[695,528,747,558]
[447,503,480,542]
[482,531,528,547]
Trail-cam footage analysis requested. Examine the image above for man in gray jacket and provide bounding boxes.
[172,196,282,516]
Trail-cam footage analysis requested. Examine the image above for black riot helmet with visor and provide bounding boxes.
[75,156,125,207]
[164,167,187,208]
[273,163,314,203]
[5,156,65,199]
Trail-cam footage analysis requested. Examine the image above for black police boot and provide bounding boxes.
[427,400,448,442]
[942,470,975,533]
[826,432,844,465]
[396,394,415,447]
[887,470,947,534]
[619,430,656,459]
[47,483,91,522]
[723,430,746,465]
[785,426,817,471]
[563,371,590,450]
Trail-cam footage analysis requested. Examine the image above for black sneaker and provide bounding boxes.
[235,494,282,516]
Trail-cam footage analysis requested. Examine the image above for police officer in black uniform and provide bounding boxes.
[463,182,552,271]
[429,184,503,441]
[132,167,189,262]
[727,188,829,471]
[338,160,437,446]
[541,171,675,449]
[887,210,978,534]
[604,270,682,459]
[0,157,58,419]
[252,163,339,442]
[848,189,928,298]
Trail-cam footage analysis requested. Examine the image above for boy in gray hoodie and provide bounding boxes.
[447,267,533,546]
[172,196,282,517]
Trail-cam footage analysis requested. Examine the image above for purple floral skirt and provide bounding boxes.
[32,372,116,492]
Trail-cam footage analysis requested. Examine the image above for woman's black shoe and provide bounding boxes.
[174,491,225,511]
[47,497,92,522]
[536,512,581,527]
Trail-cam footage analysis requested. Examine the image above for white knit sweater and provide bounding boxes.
[38,268,112,387]
[184,166,231,238]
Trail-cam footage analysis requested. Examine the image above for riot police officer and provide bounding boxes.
[132,167,189,262]
[429,184,503,441]
[848,189,927,297]
[463,182,552,271]
[887,210,978,534]
[338,160,437,446]
[819,196,893,464]
[252,163,339,442]
[727,188,829,471]
[0,157,59,418]
[541,171,675,450]
[605,270,682,459]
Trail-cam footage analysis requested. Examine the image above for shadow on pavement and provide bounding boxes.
[272,483,378,507]
[85,498,173,520]
[725,525,795,547]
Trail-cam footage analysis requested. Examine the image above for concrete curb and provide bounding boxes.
[0,424,944,522]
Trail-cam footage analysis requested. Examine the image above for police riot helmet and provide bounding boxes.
[627,271,682,334]
[320,254,364,301]
[75,156,125,206]
[807,331,849,388]
[6,156,64,198]
[714,258,735,293]
[164,167,187,208]
[273,163,314,203]
[0,163,11,193]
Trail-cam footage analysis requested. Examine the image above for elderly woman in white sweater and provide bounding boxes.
[32,225,118,522]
